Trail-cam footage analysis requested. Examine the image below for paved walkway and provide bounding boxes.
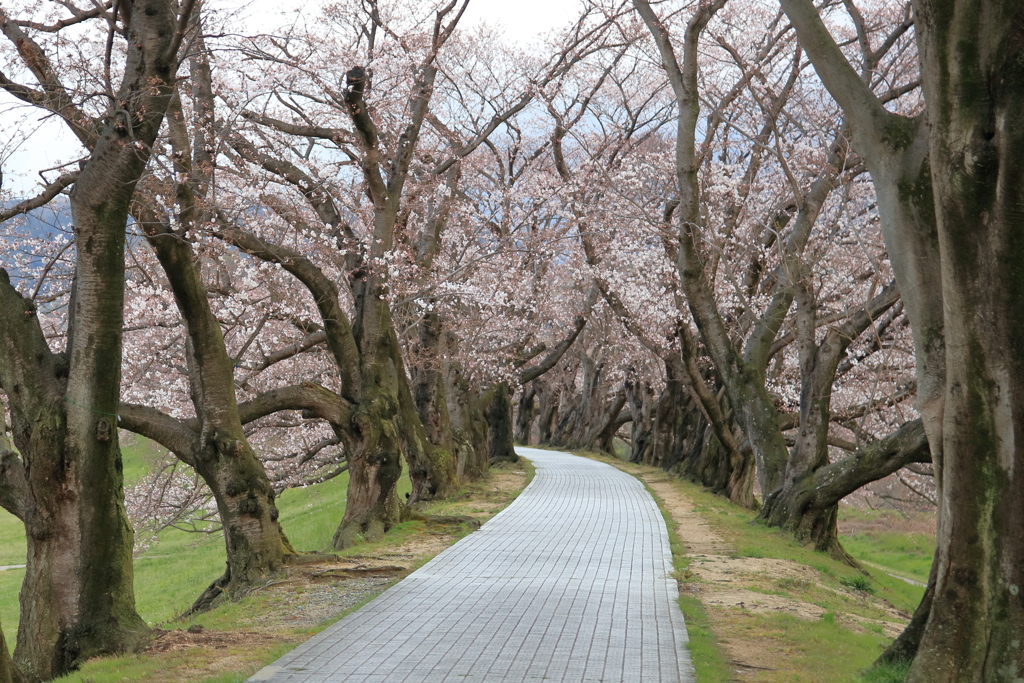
[248,447,694,682]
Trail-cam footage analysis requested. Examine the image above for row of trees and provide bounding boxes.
[0,0,1019,681]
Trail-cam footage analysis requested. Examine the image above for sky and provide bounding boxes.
[0,0,581,195]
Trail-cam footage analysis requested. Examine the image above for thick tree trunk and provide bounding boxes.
[536,386,559,445]
[754,281,901,560]
[184,436,293,613]
[443,338,489,482]
[333,412,403,549]
[625,378,655,463]
[759,491,851,563]
[758,419,930,566]
[514,383,537,445]
[902,4,1024,679]
[484,383,518,464]
[134,206,292,615]
[332,332,408,549]
[407,312,459,502]
[0,2,186,676]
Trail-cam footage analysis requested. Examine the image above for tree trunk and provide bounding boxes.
[184,436,294,612]
[625,377,655,464]
[484,383,518,464]
[514,383,537,445]
[756,282,902,563]
[443,336,489,482]
[407,312,459,502]
[902,3,1024,679]
[537,386,559,445]
[332,328,407,549]
[0,2,186,676]
[0,621,22,683]
[758,419,931,566]
[132,199,293,614]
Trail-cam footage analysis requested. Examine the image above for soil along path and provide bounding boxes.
[247,447,695,682]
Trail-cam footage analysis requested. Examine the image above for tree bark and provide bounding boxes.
[444,351,489,482]
[625,376,655,463]
[514,383,537,445]
[900,2,1024,678]
[0,621,22,683]
[0,1,188,677]
[759,418,931,563]
[484,383,519,465]
[407,311,459,502]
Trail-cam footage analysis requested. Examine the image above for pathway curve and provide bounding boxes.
[248,447,694,683]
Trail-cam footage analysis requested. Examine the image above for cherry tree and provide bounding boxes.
[0,0,195,677]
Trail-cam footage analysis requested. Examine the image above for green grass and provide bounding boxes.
[720,609,893,681]
[858,661,911,683]
[120,435,166,486]
[840,532,933,583]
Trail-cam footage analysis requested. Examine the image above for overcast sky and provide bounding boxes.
[1,0,581,195]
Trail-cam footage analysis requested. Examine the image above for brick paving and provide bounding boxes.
[247,447,694,682]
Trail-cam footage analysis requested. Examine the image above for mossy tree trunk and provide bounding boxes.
[120,216,294,612]
[514,383,538,445]
[759,418,931,562]
[536,383,560,445]
[484,383,519,464]
[444,357,489,482]
[625,376,655,463]
[0,2,189,677]
[756,282,902,561]
[407,311,459,502]
[900,2,1024,678]
[0,621,22,683]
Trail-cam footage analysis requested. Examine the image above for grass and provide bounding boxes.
[48,641,299,683]
[714,609,896,681]
[859,661,911,683]
[840,532,933,584]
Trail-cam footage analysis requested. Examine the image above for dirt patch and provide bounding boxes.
[147,628,280,653]
[689,556,819,585]
[643,475,732,557]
